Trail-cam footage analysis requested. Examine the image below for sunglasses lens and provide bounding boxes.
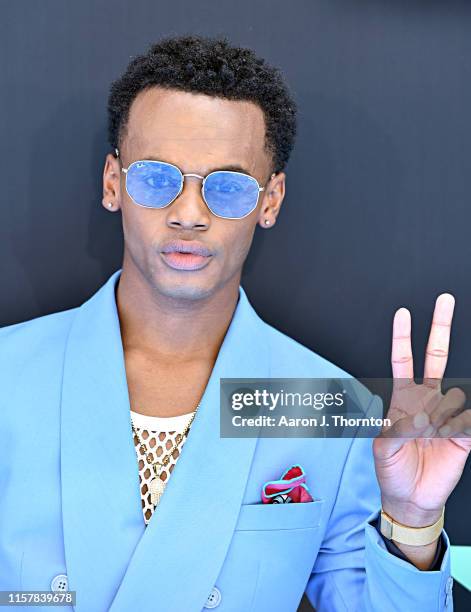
[203,172,260,218]
[126,161,182,208]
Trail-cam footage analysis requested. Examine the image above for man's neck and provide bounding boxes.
[115,262,241,365]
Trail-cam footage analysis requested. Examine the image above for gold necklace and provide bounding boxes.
[131,407,199,507]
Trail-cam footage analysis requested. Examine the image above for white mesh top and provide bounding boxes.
[130,409,195,525]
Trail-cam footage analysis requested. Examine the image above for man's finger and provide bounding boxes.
[374,410,434,458]
[423,293,455,381]
[391,307,414,388]
[437,408,471,438]
[429,386,466,431]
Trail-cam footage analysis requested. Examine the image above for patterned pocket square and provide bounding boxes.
[261,465,314,504]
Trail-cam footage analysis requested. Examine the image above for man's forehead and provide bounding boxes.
[128,86,265,130]
[123,88,266,165]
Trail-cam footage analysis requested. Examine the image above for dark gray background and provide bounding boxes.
[1,1,470,609]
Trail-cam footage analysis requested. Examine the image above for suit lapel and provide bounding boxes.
[61,270,145,612]
[60,270,268,611]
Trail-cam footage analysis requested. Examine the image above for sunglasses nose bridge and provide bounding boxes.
[180,173,206,196]
[182,173,205,181]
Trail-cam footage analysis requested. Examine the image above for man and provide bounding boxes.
[0,34,470,611]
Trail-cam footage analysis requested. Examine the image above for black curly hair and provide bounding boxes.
[107,34,297,176]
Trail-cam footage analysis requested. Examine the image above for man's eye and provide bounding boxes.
[215,181,242,193]
[145,175,170,188]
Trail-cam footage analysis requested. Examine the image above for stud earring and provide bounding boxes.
[107,202,113,208]
[264,219,270,226]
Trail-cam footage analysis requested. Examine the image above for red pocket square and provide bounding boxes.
[261,465,314,504]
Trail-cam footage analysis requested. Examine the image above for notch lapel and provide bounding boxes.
[60,270,268,611]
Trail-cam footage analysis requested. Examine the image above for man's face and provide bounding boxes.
[103,86,285,301]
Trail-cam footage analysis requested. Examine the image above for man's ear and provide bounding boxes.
[102,152,122,212]
[258,171,286,228]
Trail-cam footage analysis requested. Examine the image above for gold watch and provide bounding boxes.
[380,507,445,546]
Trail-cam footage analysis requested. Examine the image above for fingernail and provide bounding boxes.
[422,425,435,438]
[438,425,451,437]
[413,412,429,429]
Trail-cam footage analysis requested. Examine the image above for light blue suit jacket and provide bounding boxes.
[0,269,453,611]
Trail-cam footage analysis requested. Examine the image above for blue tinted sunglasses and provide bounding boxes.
[116,148,274,220]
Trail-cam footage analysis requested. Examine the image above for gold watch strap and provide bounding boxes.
[380,507,445,546]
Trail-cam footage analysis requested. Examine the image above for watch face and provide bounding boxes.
[271,494,293,504]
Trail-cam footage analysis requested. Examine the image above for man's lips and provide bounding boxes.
[161,240,213,257]
[161,251,212,271]
[160,240,213,271]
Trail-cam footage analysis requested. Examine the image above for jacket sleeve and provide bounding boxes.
[304,395,454,612]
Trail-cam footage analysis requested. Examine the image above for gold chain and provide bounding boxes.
[131,406,199,479]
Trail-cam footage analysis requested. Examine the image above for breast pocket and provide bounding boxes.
[235,498,324,531]
[223,499,325,612]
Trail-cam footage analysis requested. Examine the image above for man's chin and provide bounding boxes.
[150,272,218,302]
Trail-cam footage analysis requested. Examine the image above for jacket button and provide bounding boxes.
[204,586,221,608]
[50,574,69,592]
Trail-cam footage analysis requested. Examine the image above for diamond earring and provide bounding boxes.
[264,219,270,226]
[107,202,113,208]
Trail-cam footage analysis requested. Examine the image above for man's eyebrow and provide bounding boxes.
[140,155,253,176]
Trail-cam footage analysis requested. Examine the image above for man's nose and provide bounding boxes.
[166,175,211,230]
